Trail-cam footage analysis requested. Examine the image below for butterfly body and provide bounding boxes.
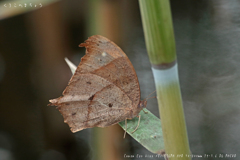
[49,35,146,133]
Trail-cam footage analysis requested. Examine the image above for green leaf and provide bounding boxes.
[119,109,164,154]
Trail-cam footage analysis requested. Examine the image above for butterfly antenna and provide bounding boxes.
[143,90,156,101]
[146,96,156,101]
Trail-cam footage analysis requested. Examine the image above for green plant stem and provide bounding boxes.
[139,0,176,65]
[139,0,191,159]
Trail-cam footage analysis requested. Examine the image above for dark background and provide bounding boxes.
[0,0,240,160]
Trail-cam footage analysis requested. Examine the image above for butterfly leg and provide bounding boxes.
[131,115,141,134]
[124,118,127,138]
[124,118,134,138]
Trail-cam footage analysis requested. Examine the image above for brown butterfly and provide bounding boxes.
[49,35,147,137]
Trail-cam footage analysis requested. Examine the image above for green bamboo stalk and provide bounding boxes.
[87,1,108,160]
[139,0,191,159]
[87,1,127,160]
[87,0,101,35]
[139,0,176,65]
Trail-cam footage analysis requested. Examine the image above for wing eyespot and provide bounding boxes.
[108,103,113,107]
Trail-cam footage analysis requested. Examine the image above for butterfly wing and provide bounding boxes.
[49,35,141,132]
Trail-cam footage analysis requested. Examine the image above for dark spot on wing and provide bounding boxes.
[108,103,113,107]
[88,94,95,100]
[72,113,76,116]
[87,81,91,84]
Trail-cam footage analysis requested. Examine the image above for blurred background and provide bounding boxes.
[0,0,240,160]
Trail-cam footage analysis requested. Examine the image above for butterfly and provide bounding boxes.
[49,35,148,137]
